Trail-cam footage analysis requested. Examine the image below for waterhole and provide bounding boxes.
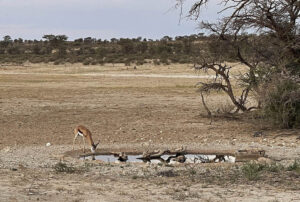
[81,154,236,164]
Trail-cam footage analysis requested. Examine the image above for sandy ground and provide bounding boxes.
[0,63,299,201]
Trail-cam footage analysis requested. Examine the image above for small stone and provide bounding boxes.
[2,147,11,153]
[46,143,51,147]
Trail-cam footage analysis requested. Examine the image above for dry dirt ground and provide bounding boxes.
[0,63,300,201]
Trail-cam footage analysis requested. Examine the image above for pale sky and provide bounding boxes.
[0,0,223,40]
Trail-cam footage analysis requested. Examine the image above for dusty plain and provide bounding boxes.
[0,63,299,201]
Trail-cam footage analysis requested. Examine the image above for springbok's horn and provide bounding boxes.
[95,140,100,147]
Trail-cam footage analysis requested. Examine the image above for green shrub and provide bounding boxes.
[53,58,65,65]
[91,60,97,65]
[153,59,160,65]
[286,59,300,76]
[136,59,145,66]
[83,59,91,65]
[97,59,105,65]
[241,162,264,181]
[263,78,300,128]
[0,48,5,54]
[29,57,44,63]
[160,57,169,65]
[124,58,131,66]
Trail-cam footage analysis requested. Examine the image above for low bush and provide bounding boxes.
[53,162,76,173]
[262,78,300,128]
[241,162,265,181]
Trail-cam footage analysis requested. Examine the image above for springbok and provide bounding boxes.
[72,125,99,153]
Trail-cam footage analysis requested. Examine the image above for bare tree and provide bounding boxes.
[176,0,300,115]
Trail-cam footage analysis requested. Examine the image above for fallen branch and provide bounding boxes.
[111,152,128,162]
[138,146,187,163]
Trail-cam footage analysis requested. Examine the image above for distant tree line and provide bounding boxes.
[0,33,258,65]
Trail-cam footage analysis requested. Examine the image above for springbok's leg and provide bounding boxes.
[72,133,79,151]
[82,136,86,153]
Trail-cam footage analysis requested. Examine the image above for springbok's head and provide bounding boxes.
[91,140,100,153]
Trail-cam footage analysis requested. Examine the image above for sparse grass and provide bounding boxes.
[172,192,189,201]
[56,187,66,192]
[132,175,139,180]
[268,199,280,202]
[154,180,168,186]
[287,161,300,174]
[82,162,97,171]
[217,102,236,114]
[265,163,284,173]
[185,165,197,177]
[170,189,202,201]
[241,162,293,181]
[241,162,264,181]
[53,162,95,173]
[53,162,76,173]
[156,170,179,177]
